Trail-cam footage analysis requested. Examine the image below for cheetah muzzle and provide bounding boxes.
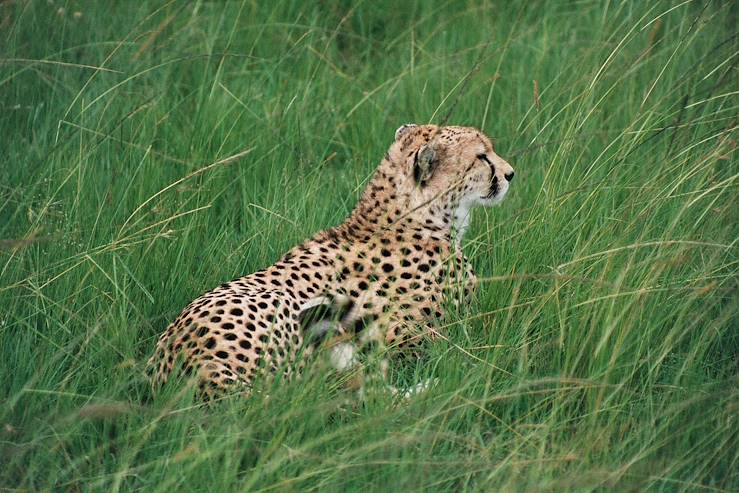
[147,124,515,397]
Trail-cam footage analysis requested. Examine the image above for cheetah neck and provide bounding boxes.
[451,202,473,246]
[340,157,462,245]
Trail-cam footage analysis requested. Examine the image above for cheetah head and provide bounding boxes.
[389,124,514,233]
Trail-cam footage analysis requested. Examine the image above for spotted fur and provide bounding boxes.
[147,124,515,396]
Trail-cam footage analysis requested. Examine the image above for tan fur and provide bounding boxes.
[147,124,514,396]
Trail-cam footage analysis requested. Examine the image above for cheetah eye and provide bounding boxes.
[476,154,491,164]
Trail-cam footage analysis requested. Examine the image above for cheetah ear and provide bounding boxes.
[395,123,418,141]
[413,144,438,185]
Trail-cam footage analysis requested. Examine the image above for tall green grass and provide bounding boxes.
[1,1,736,491]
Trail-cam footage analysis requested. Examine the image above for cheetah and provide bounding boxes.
[147,124,515,396]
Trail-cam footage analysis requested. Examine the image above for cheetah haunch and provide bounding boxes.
[148,124,515,396]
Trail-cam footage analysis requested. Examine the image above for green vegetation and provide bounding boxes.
[1,1,736,491]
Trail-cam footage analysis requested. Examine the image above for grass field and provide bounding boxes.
[1,1,737,491]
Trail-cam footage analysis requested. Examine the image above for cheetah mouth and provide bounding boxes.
[485,175,499,199]
[481,175,510,205]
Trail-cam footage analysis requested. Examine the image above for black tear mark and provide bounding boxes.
[488,175,499,198]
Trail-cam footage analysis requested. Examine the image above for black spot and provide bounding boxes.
[205,338,216,349]
[215,351,228,359]
[239,339,252,350]
[382,263,394,273]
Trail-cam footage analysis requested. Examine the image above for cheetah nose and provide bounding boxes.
[504,171,515,182]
